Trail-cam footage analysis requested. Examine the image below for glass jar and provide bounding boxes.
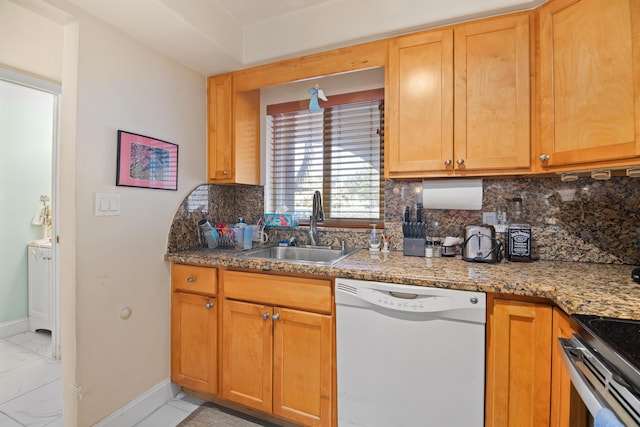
[433,240,442,257]
[425,241,433,258]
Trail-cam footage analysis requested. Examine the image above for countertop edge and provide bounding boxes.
[165,248,640,320]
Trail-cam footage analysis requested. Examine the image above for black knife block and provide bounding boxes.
[403,238,425,257]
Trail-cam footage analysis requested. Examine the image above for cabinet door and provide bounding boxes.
[207,73,233,182]
[485,298,552,427]
[386,29,454,177]
[28,246,53,331]
[171,292,217,394]
[538,0,640,170]
[273,308,333,427]
[233,89,261,185]
[551,308,588,427]
[454,13,531,173]
[222,299,273,413]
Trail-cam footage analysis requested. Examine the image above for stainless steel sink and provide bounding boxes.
[242,245,359,265]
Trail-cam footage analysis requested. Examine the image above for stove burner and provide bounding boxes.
[586,317,640,368]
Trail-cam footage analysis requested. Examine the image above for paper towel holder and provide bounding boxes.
[422,178,483,210]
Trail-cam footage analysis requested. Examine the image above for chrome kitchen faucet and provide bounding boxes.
[309,190,324,246]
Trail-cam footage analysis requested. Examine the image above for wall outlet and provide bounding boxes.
[483,211,496,225]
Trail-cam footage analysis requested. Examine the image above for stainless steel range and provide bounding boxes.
[559,314,640,426]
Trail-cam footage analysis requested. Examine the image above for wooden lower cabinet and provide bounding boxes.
[485,297,553,427]
[171,291,218,394]
[273,307,332,426]
[551,308,588,427]
[171,264,218,394]
[221,300,273,412]
[221,270,333,427]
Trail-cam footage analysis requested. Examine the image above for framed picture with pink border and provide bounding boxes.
[116,130,178,190]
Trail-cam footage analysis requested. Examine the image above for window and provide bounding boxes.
[266,89,384,224]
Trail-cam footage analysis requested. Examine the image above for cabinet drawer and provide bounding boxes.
[172,263,217,295]
[223,270,332,314]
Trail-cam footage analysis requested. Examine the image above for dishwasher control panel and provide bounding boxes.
[335,278,486,323]
[364,288,449,312]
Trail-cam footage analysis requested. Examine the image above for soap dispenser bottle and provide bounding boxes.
[369,224,381,252]
[234,217,246,248]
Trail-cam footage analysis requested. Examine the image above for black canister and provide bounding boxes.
[507,225,531,261]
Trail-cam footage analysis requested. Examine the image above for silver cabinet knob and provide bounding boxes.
[222,170,229,175]
[539,154,550,162]
[186,276,196,283]
[262,312,270,320]
[272,313,280,321]
[457,159,465,165]
[470,297,478,305]
[205,302,213,310]
[444,159,452,166]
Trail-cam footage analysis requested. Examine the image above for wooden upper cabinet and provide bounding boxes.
[386,29,454,177]
[537,0,640,171]
[386,12,531,178]
[454,13,531,174]
[208,74,233,181]
[207,74,260,184]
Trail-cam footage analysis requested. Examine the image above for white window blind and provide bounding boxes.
[267,89,384,222]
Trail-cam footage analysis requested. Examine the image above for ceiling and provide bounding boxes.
[44,0,544,76]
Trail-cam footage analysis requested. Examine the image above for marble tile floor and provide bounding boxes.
[0,331,63,426]
[0,331,208,427]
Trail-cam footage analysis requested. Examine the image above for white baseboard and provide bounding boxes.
[94,378,180,427]
[0,318,29,339]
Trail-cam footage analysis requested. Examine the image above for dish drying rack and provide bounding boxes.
[214,226,235,247]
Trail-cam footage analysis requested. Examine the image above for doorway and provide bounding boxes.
[0,68,60,359]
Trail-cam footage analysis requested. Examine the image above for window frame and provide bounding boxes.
[266,88,385,227]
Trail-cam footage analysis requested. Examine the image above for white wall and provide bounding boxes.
[243,0,545,65]
[69,13,206,427]
[2,1,207,425]
[0,80,54,324]
[0,1,63,81]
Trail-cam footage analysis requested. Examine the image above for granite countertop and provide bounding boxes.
[166,247,640,320]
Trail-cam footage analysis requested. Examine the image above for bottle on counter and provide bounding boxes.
[433,240,442,258]
[506,197,532,262]
[234,217,247,248]
[425,240,433,258]
[369,224,381,252]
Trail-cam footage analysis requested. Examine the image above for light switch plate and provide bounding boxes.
[95,193,121,216]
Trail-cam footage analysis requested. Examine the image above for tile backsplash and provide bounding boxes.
[386,177,640,265]
[167,176,640,265]
[167,184,264,252]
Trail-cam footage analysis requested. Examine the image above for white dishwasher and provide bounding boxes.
[335,278,486,427]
